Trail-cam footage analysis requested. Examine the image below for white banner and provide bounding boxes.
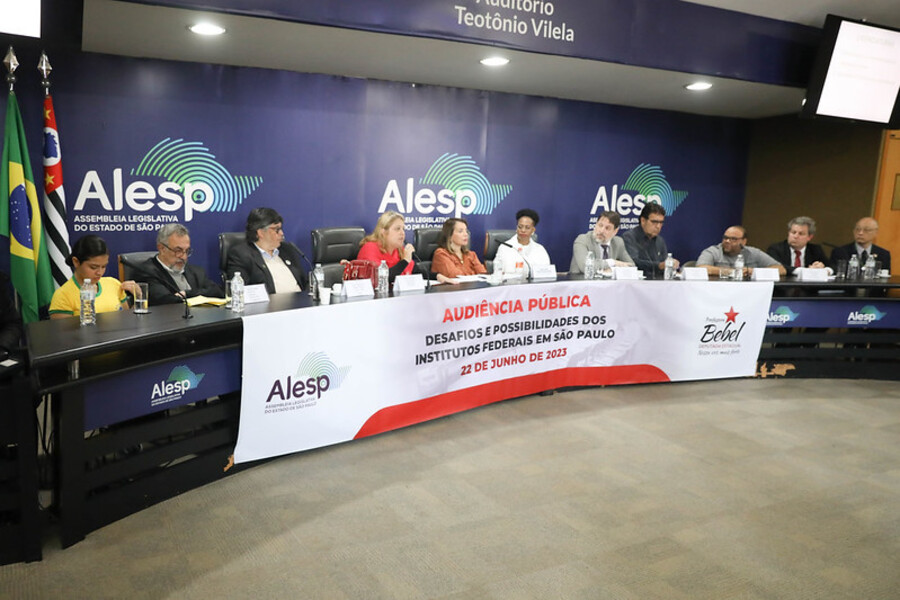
[234,280,773,463]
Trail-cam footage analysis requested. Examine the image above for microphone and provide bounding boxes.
[411,251,432,289]
[499,241,533,281]
[181,295,193,319]
[286,242,314,292]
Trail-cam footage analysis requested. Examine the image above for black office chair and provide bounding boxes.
[311,227,365,265]
[483,229,517,272]
[218,232,246,281]
[413,227,442,274]
[118,251,158,281]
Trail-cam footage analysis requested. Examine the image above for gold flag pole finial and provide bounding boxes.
[4,46,19,92]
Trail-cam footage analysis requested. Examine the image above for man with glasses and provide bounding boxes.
[140,223,223,304]
[570,211,634,274]
[226,207,307,294]
[622,203,678,279]
[697,225,785,278]
[830,217,891,275]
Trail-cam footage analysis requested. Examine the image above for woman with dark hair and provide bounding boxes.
[494,207,551,276]
[431,218,486,279]
[49,235,139,319]
[225,207,307,294]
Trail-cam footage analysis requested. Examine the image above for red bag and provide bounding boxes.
[342,260,378,287]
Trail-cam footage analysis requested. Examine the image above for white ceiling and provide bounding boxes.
[82,0,900,120]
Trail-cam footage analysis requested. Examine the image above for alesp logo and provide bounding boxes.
[266,352,351,404]
[378,153,512,218]
[847,305,886,326]
[74,138,263,224]
[151,365,205,404]
[590,163,688,219]
[767,306,800,325]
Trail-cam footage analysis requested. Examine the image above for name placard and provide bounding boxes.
[531,264,558,280]
[394,274,427,292]
[612,266,640,280]
[751,268,780,281]
[342,278,375,298]
[795,267,828,282]
[243,284,270,304]
[682,267,709,281]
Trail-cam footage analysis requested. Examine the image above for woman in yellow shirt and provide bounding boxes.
[49,235,139,319]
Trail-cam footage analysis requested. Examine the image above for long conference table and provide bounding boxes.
[16,274,900,555]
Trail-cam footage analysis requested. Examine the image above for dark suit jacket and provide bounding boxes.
[766,240,829,276]
[830,243,891,274]
[225,240,308,294]
[137,257,224,305]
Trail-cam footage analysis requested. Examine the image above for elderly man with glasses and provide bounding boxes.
[830,217,891,275]
[140,223,223,304]
[697,225,785,279]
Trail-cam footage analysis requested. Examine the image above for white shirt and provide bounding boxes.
[495,235,551,276]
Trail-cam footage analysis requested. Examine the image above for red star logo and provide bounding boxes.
[724,306,739,323]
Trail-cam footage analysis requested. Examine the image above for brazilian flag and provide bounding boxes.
[0,92,54,323]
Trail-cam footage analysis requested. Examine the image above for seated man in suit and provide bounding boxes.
[570,211,634,274]
[830,217,892,275]
[766,216,829,276]
[140,224,223,305]
[621,202,678,279]
[226,207,308,293]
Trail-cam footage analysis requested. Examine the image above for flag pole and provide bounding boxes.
[3,46,18,92]
[38,51,73,287]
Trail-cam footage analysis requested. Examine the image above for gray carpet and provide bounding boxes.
[3,378,899,599]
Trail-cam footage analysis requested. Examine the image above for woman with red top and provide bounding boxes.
[431,218,487,280]
[358,211,453,284]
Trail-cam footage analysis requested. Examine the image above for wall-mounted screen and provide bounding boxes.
[0,0,41,38]
[801,15,900,127]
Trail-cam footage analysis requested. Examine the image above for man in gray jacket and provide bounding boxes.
[570,211,634,274]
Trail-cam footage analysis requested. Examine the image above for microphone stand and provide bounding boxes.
[411,251,431,289]
[499,241,533,281]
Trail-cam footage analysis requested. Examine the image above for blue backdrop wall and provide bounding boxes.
[2,50,750,280]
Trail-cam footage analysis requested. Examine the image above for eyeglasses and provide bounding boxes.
[722,236,744,242]
[854,227,876,233]
[266,225,284,234]
[647,219,665,225]
[161,243,193,257]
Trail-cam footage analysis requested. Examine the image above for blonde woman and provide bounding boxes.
[358,211,452,284]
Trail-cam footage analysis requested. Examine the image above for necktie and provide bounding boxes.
[602,244,609,260]
[793,249,801,268]
[860,250,868,265]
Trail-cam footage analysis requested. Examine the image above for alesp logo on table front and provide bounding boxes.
[767,305,800,325]
[589,164,688,226]
[378,153,512,221]
[73,138,263,225]
[150,365,205,406]
[265,352,351,412]
[847,305,886,326]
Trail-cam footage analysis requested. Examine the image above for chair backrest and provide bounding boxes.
[311,227,366,264]
[218,232,246,279]
[118,251,158,281]
[483,229,517,261]
[413,227,442,261]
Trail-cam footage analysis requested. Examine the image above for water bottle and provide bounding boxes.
[583,250,595,280]
[847,254,859,280]
[377,260,389,295]
[312,263,325,300]
[664,253,675,280]
[230,271,245,313]
[79,279,96,326]
[492,254,504,284]
[863,254,876,280]
[733,253,744,281]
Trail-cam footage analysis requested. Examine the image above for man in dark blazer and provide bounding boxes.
[225,207,308,294]
[766,216,829,276]
[139,224,223,305]
[830,217,891,275]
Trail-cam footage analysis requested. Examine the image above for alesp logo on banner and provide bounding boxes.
[378,153,512,228]
[847,305,886,326]
[265,352,351,413]
[589,163,688,228]
[150,365,205,407]
[767,305,800,326]
[698,306,746,356]
[72,138,263,231]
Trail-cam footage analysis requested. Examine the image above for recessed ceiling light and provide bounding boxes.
[188,23,226,36]
[480,56,509,67]
[685,82,712,91]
